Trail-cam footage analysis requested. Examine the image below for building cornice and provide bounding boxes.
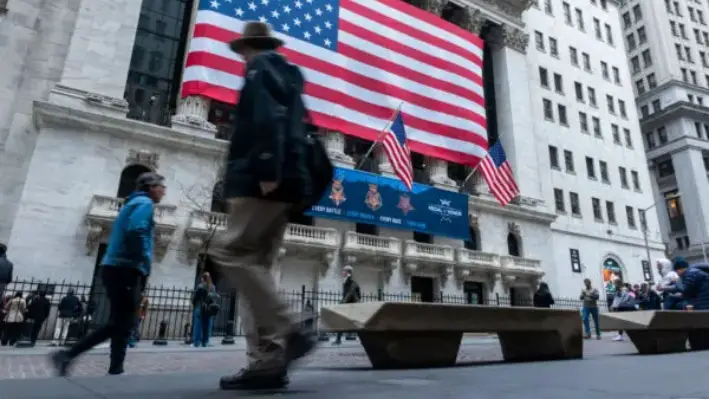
[646,135,709,163]
[636,79,709,104]
[639,101,709,132]
[551,226,665,251]
[470,196,557,225]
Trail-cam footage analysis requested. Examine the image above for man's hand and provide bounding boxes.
[260,181,279,195]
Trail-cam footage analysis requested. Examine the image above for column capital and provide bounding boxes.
[453,6,487,36]
[171,96,217,138]
[323,130,355,168]
[489,24,530,53]
[411,0,445,16]
[426,157,458,191]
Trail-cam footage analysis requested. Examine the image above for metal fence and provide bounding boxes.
[1,279,604,342]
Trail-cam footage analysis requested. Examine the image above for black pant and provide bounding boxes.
[2,322,23,346]
[199,309,211,346]
[67,268,143,370]
[30,319,46,344]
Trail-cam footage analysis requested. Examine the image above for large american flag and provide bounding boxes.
[479,141,520,207]
[382,110,413,191]
[182,0,488,167]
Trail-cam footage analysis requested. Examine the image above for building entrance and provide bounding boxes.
[411,276,435,302]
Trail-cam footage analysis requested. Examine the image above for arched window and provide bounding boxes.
[507,233,521,257]
[211,181,227,213]
[116,164,151,198]
[464,227,479,250]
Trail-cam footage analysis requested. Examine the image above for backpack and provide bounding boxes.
[201,291,221,317]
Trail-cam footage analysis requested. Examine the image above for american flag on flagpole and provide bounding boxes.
[479,141,520,207]
[381,110,413,191]
[182,0,488,167]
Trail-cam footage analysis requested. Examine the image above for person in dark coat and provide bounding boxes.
[208,21,318,391]
[0,243,13,297]
[533,282,555,308]
[333,266,360,345]
[26,291,51,345]
[675,258,709,310]
[52,289,81,346]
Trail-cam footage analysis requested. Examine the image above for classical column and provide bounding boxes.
[171,96,217,137]
[453,6,487,36]
[323,130,355,168]
[670,149,709,247]
[426,157,457,191]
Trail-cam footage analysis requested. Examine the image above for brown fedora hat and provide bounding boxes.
[229,21,284,53]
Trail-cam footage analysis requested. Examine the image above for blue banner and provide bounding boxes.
[306,167,470,240]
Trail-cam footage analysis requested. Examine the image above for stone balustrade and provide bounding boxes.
[283,223,340,248]
[342,232,402,257]
[456,248,500,270]
[403,240,455,264]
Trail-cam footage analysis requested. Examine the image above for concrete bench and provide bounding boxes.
[600,310,709,354]
[320,302,583,369]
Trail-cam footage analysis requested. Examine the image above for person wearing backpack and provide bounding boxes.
[192,272,219,347]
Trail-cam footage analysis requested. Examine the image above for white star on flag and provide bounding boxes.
[210,0,220,8]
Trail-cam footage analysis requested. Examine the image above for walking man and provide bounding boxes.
[208,21,319,390]
[333,266,360,345]
[579,278,600,340]
[50,172,164,376]
[0,243,13,297]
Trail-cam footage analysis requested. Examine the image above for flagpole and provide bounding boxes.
[458,162,483,193]
[356,102,405,169]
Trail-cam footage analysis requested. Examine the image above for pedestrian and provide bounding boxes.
[26,290,51,346]
[638,283,661,310]
[191,272,218,348]
[51,288,81,346]
[50,172,164,376]
[333,266,361,345]
[674,258,709,310]
[533,282,555,308]
[128,294,149,348]
[0,243,13,298]
[579,278,601,340]
[2,291,26,346]
[208,21,333,390]
[656,258,684,310]
[611,279,637,341]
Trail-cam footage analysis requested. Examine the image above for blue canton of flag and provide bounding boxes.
[210,0,340,51]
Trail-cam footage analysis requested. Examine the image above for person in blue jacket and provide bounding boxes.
[674,257,709,310]
[50,172,165,376]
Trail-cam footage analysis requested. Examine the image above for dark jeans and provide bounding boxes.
[67,268,144,370]
[30,319,46,344]
[581,307,600,337]
[1,322,23,346]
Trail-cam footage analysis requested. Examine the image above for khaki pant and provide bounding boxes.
[209,197,293,367]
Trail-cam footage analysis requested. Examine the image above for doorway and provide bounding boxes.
[463,281,484,304]
[509,287,532,307]
[410,276,435,303]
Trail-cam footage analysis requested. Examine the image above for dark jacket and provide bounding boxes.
[681,265,709,310]
[223,51,311,203]
[101,191,155,276]
[341,277,361,304]
[0,254,13,284]
[639,290,662,310]
[57,294,81,319]
[27,295,51,321]
[533,290,555,308]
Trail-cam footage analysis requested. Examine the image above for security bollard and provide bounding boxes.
[153,320,168,346]
[221,321,235,345]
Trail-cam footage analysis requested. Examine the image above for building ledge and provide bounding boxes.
[470,195,557,225]
[639,101,709,133]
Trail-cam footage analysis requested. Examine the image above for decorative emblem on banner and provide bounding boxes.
[364,184,383,211]
[397,194,414,215]
[427,198,462,223]
[329,178,347,206]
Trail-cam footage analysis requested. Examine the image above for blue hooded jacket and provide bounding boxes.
[101,191,155,276]
[680,263,709,310]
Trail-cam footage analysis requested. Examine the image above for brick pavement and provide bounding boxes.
[0,336,636,380]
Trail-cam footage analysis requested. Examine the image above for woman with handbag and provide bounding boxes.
[2,291,26,346]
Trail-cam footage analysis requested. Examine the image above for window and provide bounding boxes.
[549,37,559,57]
[575,8,585,31]
[676,44,684,61]
[605,24,614,45]
[619,100,627,118]
[570,47,579,66]
[632,5,642,22]
[563,2,572,24]
[690,6,697,22]
[579,112,589,133]
[639,209,647,231]
[652,99,661,113]
[631,170,641,191]
[623,128,632,147]
[570,192,581,216]
[647,73,657,89]
[612,124,621,144]
[549,145,559,168]
[594,18,602,40]
[691,70,698,85]
[619,166,629,188]
[636,79,646,94]
[645,131,656,149]
[641,49,652,67]
[637,27,647,43]
[554,188,566,213]
[666,190,686,232]
[592,116,602,137]
[599,160,609,183]
[544,0,553,14]
[679,24,687,39]
[543,99,553,120]
[592,198,603,220]
[553,73,563,93]
[698,10,705,25]
[574,82,584,101]
[682,68,688,82]
[582,52,591,71]
[696,29,703,44]
[539,67,549,87]
[586,156,596,179]
[558,104,568,125]
[588,87,597,106]
[606,201,616,224]
[606,94,615,114]
[600,0,607,10]
[671,21,678,37]
[601,61,609,79]
[535,31,545,51]
[685,46,693,63]
[612,66,621,84]
[564,150,575,172]
[658,126,668,144]
[626,206,636,229]
[697,121,703,137]
[631,57,641,74]
[674,1,682,16]
[641,105,649,117]
[622,12,632,29]
[626,33,636,51]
